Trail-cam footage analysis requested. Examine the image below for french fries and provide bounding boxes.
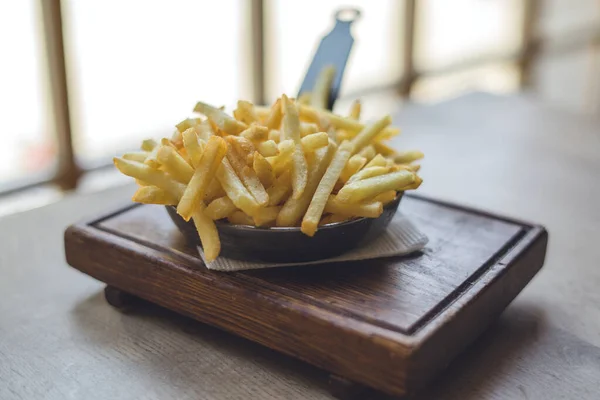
[114,75,423,260]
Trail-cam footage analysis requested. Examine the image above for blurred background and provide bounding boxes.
[1,0,599,215]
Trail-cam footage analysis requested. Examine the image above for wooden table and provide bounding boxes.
[1,93,599,399]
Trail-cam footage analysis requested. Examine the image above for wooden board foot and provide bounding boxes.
[104,285,139,311]
[328,374,374,400]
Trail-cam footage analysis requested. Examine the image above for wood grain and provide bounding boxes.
[65,193,546,397]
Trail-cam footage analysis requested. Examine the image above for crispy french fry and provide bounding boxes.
[300,122,319,137]
[300,141,353,236]
[253,206,281,227]
[408,164,421,172]
[143,144,162,168]
[205,196,237,220]
[265,98,283,130]
[194,119,214,141]
[277,143,334,227]
[320,213,351,225]
[346,166,390,184]
[233,100,260,125]
[141,139,158,152]
[227,136,255,165]
[393,150,424,164]
[113,158,185,198]
[350,115,392,154]
[365,154,387,168]
[176,118,202,133]
[225,137,269,206]
[297,92,312,105]
[301,132,329,152]
[398,174,423,191]
[349,100,361,120]
[240,125,269,142]
[358,145,376,161]
[227,210,254,226]
[372,141,396,157]
[177,136,228,221]
[372,190,397,204]
[257,140,279,157]
[268,129,281,143]
[269,139,294,175]
[253,152,274,188]
[132,186,178,205]
[192,203,220,262]
[324,195,383,218]
[311,65,335,109]
[182,127,204,167]
[216,158,261,216]
[337,170,415,203]
[204,178,225,202]
[339,154,367,183]
[156,146,194,184]
[123,151,148,163]
[194,101,247,135]
[281,94,308,199]
[171,129,183,148]
[267,169,292,206]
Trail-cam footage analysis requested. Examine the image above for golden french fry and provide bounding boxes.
[143,144,162,168]
[297,92,312,105]
[372,141,396,156]
[216,158,261,216]
[393,150,424,164]
[227,210,254,226]
[135,179,150,187]
[192,203,220,262]
[141,139,158,152]
[347,166,390,185]
[269,139,294,175]
[350,115,392,154]
[171,129,183,148]
[358,145,376,161]
[310,65,335,109]
[268,129,281,143]
[177,136,228,221]
[339,154,367,183]
[300,141,353,236]
[320,213,351,225]
[277,143,334,227]
[257,140,279,157]
[182,127,204,167]
[365,154,387,168]
[194,101,247,135]
[408,164,421,172]
[301,132,329,152]
[267,169,292,206]
[176,118,202,133]
[194,119,214,141]
[132,186,178,205]
[253,206,281,227]
[337,170,415,203]
[113,158,185,198]
[265,98,283,130]
[324,195,383,218]
[205,196,237,220]
[300,122,319,137]
[281,94,308,199]
[372,190,397,204]
[123,151,148,163]
[240,125,269,142]
[225,137,269,206]
[204,178,225,202]
[398,174,423,191]
[156,146,194,184]
[233,100,260,125]
[349,100,361,120]
[253,152,274,188]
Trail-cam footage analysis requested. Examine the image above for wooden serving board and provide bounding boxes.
[64,194,547,398]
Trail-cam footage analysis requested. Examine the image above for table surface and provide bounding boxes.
[2,93,599,400]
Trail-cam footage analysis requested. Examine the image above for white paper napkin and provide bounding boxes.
[197,213,428,272]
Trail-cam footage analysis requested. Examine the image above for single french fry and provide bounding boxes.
[269,139,294,175]
[310,65,335,109]
[194,101,247,135]
[408,164,421,172]
[240,125,269,142]
[205,196,237,220]
[265,98,283,130]
[267,170,292,206]
[301,132,329,152]
[365,154,387,168]
[194,119,214,141]
[350,115,392,154]
[393,150,424,164]
[277,143,334,227]
[227,136,255,165]
[339,154,367,183]
[141,139,158,152]
[204,178,225,202]
[346,166,390,184]
[182,127,204,167]
[281,94,308,199]
[113,158,185,199]
[372,141,396,156]
[156,146,194,184]
[301,141,354,236]
[358,145,376,161]
[349,100,361,120]
[297,92,312,105]
[233,100,260,125]
[171,129,183,148]
[143,144,162,168]
[253,206,281,227]
[176,118,203,133]
[253,152,274,188]
[132,186,178,205]
[192,203,221,262]
[257,140,279,157]
[398,174,423,191]
[177,136,228,221]
[268,129,281,143]
[320,213,351,225]
[324,195,383,218]
[227,210,254,226]
[300,122,319,137]
[337,170,415,203]
[216,158,261,216]
[135,179,150,186]
[123,151,148,163]
[225,137,269,206]
[372,190,397,204]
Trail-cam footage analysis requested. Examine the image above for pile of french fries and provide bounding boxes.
[113,71,423,261]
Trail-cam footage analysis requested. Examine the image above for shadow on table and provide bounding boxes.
[71,289,546,400]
